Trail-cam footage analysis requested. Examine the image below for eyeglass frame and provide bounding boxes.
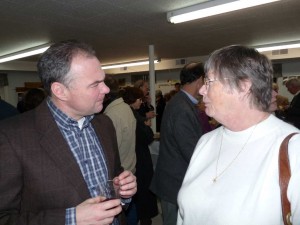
[204,77,219,90]
[203,77,229,90]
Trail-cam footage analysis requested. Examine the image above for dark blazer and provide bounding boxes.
[150,91,204,204]
[286,93,300,129]
[0,100,124,225]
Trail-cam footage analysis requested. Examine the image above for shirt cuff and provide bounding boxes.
[65,207,76,225]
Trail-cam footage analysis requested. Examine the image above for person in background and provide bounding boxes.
[134,80,156,120]
[17,93,26,113]
[0,96,19,120]
[23,88,47,112]
[177,45,300,225]
[0,40,137,225]
[272,83,289,119]
[284,78,300,129]
[197,95,214,132]
[123,86,158,225]
[103,75,138,225]
[155,90,166,132]
[150,62,205,225]
[174,82,181,93]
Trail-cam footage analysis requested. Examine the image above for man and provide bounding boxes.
[150,62,205,225]
[285,78,300,128]
[0,96,19,120]
[103,75,138,225]
[104,75,136,175]
[0,40,137,225]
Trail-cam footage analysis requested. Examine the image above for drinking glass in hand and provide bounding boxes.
[101,179,120,201]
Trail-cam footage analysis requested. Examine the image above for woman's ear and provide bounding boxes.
[240,79,252,93]
[51,82,69,101]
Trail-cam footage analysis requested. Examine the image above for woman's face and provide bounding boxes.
[131,98,143,110]
[199,70,245,124]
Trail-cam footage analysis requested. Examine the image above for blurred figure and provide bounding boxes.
[272,83,289,110]
[150,62,205,225]
[0,96,19,120]
[17,93,26,113]
[197,96,214,133]
[284,78,300,129]
[123,87,158,225]
[174,82,181,92]
[103,75,138,225]
[155,90,166,132]
[177,45,300,225]
[23,88,46,112]
[164,92,171,103]
[271,83,289,119]
[104,76,136,174]
[134,80,156,120]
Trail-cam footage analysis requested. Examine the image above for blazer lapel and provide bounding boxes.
[92,117,114,179]
[91,115,123,179]
[36,101,90,200]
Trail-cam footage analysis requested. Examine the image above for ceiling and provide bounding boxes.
[1,0,300,66]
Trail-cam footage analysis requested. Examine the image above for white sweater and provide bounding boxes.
[177,115,300,225]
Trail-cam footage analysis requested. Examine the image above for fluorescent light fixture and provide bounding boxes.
[256,41,300,52]
[102,59,160,70]
[167,0,280,24]
[0,44,51,63]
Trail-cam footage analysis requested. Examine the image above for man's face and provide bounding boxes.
[64,54,110,120]
[286,84,296,95]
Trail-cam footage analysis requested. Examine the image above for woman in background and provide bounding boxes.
[123,87,158,225]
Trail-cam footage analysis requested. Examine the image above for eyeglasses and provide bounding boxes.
[204,77,219,90]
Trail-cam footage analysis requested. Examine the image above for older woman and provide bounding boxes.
[177,45,300,225]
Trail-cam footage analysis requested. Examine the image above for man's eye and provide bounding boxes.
[91,83,99,88]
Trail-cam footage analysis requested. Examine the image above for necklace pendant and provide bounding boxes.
[213,178,217,183]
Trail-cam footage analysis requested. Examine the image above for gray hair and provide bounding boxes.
[37,40,96,96]
[205,45,273,111]
[285,77,300,88]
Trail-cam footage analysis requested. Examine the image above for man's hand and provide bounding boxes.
[76,196,122,225]
[116,170,137,199]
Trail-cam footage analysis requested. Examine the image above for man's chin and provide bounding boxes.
[95,105,103,114]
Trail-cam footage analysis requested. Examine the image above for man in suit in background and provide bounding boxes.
[150,62,205,225]
[0,40,137,225]
[285,77,300,129]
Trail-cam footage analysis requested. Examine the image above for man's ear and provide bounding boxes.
[51,82,68,101]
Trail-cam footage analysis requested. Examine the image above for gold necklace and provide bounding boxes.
[212,124,258,183]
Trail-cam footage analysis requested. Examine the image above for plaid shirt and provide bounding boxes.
[47,99,118,225]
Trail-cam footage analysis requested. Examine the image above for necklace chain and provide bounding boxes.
[212,124,258,183]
